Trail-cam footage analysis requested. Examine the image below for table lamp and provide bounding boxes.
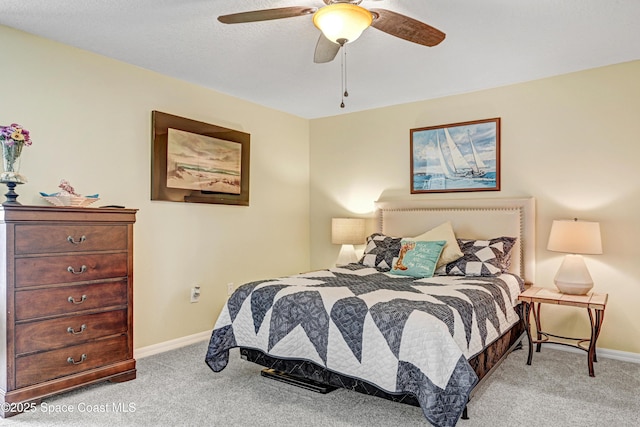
[331,218,366,266]
[547,218,602,295]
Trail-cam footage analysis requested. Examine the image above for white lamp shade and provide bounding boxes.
[331,218,366,245]
[547,219,602,255]
[313,3,373,44]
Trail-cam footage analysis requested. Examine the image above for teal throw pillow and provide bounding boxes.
[390,239,446,278]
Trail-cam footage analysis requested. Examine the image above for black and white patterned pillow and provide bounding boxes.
[359,233,402,271]
[436,237,517,277]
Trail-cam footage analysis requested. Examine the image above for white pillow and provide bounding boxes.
[411,221,464,269]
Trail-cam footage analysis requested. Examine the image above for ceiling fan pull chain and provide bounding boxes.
[340,42,349,109]
[343,44,349,98]
[340,44,345,108]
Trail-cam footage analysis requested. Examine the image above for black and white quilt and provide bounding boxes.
[205,264,524,427]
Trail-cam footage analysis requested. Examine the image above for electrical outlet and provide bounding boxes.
[227,282,235,296]
[190,286,201,303]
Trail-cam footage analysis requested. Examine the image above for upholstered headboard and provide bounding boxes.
[375,198,536,284]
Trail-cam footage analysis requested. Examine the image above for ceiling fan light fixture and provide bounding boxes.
[313,3,373,45]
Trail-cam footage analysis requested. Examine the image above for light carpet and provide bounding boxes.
[1,340,638,426]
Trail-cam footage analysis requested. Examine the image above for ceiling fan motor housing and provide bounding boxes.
[313,3,373,44]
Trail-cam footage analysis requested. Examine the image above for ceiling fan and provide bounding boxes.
[217,0,446,64]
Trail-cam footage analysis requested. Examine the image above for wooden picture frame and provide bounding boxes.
[151,111,250,205]
[410,118,500,194]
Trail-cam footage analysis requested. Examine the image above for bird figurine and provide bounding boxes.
[58,179,79,196]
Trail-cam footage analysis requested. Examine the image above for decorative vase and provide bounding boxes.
[1,141,27,184]
[0,123,33,205]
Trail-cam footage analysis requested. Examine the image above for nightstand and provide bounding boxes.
[517,286,608,377]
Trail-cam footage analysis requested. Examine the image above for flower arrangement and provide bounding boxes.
[0,123,32,181]
[0,123,33,148]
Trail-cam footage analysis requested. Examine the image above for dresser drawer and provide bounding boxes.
[15,335,130,388]
[15,281,127,321]
[14,224,128,255]
[15,309,128,355]
[15,252,128,288]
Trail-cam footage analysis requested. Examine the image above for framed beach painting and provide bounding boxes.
[410,118,500,194]
[151,111,250,205]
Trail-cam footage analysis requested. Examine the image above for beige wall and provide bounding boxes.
[0,26,311,348]
[310,60,640,354]
[3,24,639,356]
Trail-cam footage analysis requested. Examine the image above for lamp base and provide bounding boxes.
[554,280,593,295]
[554,254,594,295]
[335,244,358,267]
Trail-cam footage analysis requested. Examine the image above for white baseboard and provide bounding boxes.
[134,330,212,359]
[543,343,640,364]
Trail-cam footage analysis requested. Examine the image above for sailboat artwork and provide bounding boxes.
[410,118,500,193]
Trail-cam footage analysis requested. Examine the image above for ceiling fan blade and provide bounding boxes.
[314,34,341,63]
[218,6,317,24]
[369,8,446,47]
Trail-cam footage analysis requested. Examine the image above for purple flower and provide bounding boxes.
[0,123,33,147]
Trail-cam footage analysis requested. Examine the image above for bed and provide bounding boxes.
[205,197,535,427]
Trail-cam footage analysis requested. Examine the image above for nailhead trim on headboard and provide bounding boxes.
[375,198,535,284]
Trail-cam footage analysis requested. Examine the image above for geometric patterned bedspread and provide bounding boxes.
[205,264,524,427]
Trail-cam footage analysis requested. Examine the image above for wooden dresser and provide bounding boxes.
[0,205,137,417]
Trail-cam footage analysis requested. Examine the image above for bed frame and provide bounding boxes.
[242,197,536,419]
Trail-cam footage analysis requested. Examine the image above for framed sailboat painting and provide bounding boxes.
[410,118,501,193]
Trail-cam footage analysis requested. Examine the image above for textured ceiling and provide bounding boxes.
[1,0,640,118]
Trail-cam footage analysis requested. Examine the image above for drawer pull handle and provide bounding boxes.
[67,354,87,365]
[67,265,87,274]
[67,295,87,304]
[67,235,87,245]
[67,324,87,335]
